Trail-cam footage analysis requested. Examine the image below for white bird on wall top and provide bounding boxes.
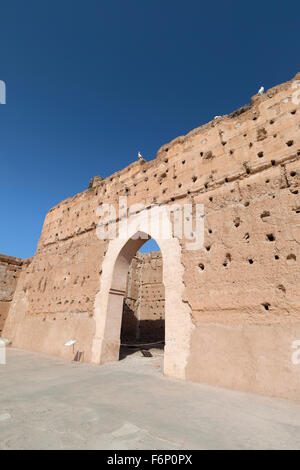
[138,151,143,160]
[258,86,264,95]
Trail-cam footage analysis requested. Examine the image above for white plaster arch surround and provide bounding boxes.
[91,206,194,380]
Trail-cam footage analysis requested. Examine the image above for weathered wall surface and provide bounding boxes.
[122,252,164,343]
[0,255,22,335]
[4,73,300,399]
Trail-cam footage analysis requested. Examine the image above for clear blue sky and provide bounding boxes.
[0,0,299,258]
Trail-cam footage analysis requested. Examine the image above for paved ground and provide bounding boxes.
[1,348,300,450]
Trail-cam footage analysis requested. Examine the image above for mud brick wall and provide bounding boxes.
[3,72,300,400]
[0,255,22,335]
[122,252,164,343]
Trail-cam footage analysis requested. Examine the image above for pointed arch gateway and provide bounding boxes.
[91,207,194,380]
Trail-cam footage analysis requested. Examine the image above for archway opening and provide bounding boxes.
[119,238,165,361]
[93,223,190,379]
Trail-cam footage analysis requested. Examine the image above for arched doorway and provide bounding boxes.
[120,239,165,360]
[91,208,194,380]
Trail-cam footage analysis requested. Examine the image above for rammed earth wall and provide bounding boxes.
[3,73,300,400]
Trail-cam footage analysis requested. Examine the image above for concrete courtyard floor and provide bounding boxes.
[1,347,300,450]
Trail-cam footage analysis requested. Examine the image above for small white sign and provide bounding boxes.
[0,339,6,365]
[64,340,77,347]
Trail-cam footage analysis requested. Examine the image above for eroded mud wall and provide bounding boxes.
[0,255,22,335]
[3,73,300,399]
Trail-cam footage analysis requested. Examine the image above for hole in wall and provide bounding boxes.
[261,211,270,219]
[257,128,267,141]
[266,233,275,242]
[223,253,232,267]
[204,151,215,160]
[234,217,241,228]
[277,284,286,293]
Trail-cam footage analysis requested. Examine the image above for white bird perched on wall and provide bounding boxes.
[138,151,143,160]
[258,86,264,95]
